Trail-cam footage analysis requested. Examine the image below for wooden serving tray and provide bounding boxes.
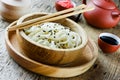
[5,21,98,78]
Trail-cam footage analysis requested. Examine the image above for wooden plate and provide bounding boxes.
[5,21,98,78]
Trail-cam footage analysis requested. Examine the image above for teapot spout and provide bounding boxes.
[111,11,120,17]
[105,0,112,2]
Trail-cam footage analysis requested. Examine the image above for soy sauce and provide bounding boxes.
[100,36,118,45]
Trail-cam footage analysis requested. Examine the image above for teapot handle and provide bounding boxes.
[75,0,87,22]
[82,0,86,4]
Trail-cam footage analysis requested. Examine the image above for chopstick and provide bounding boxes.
[19,4,86,26]
[8,4,94,31]
[8,4,86,31]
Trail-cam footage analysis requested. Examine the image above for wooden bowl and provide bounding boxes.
[0,0,31,22]
[16,12,88,66]
[5,21,98,78]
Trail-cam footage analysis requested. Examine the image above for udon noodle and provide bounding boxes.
[24,22,82,49]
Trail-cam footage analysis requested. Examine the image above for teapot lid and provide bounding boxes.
[93,0,116,9]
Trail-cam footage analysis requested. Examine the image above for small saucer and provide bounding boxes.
[5,21,98,78]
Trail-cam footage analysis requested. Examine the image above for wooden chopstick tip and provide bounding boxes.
[7,27,16,32]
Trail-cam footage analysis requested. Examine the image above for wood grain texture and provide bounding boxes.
[0,0,120,80]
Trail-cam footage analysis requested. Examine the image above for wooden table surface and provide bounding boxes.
[0,0,120,80]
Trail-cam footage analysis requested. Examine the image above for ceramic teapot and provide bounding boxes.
[83,0,120,28]
[0,0,31,22]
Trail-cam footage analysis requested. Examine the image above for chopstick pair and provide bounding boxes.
[8,4,94,31]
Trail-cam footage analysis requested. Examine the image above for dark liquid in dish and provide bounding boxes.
[100,36,118,45]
